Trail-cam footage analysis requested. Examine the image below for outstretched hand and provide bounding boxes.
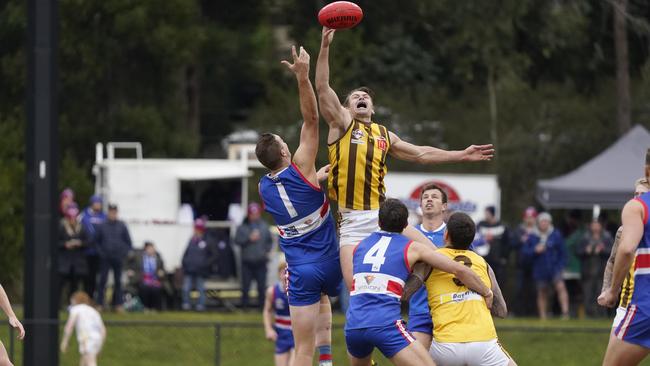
[463,144,494,162]
[281,45,310,77]
[321,27,335,48]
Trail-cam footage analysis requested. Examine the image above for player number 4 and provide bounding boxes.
[363,237,391,272]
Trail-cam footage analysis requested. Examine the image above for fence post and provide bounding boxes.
[214,323,221,366]
[8,322,14,362]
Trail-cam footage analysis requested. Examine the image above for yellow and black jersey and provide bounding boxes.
[426,248,497,343]
[620,257,636,308]
[327,120,391,211]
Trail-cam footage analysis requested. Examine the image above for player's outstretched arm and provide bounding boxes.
[262,286,277,342]
[282,46,319,179]
[487,264,507,318]
[0,284,24,340]
[389,131,494,165]
[408,242,493,307]
[601,227,623,292]
[315,27,350,130]
[598,200,644,308]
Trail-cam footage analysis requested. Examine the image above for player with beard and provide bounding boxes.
[315,27,494,291]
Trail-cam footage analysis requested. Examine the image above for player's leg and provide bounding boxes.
[411,332,432,352]
[348,352,373,366]
[0,341,13,366]
[275,351,291,366]
[340,245,355,289]
[289,302,320,366]
[389,342,435,366]
[315,296,333,366]
[603,337,649,366]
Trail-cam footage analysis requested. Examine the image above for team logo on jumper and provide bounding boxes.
[351,129,365,144]
[375,136,387,151]
[364,275,375,284]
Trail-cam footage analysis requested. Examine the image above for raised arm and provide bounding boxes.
[488,264,507,318]
[389,131,494,164]
[282,46,319,181]
[408,242,493,307]
[598,200,645,307]
[315,27,350,130]
[601,227,623,292]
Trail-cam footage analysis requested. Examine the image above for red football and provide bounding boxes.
[318,1,363,30]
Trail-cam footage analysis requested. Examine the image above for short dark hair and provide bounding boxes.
[420,183,448,204]
[344,86,375,107]
[378,198,409,233]
[255,133,283,170]
[108,203,118,211]
[447,212,476,250]
[144,241,154,249]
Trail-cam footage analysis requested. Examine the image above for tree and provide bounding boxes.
[613,0,631,134]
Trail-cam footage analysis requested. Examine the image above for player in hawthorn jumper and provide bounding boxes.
[315,26,495,291]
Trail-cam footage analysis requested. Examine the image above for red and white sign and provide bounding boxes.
[384,173,500,223]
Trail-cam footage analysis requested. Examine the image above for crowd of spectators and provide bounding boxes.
[469,205,617,319]
[58,185,622,318]
[57,188,273,312]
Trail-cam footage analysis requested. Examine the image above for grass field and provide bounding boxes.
[3,312,650,366]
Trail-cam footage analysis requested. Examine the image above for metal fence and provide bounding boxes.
[5,319,611,366]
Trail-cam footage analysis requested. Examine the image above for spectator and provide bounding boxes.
[235,202,273,310]
[523,212,570,319]
[59,188,74,216]
[476,206,510,285]
[79,195,106,300]
[181,218,214,311]
[58,203,88,306]
[577,219,613,317]
[127,241,166,311]
[511,206,538,317]
[562,209,586,317]
[96,204,132,311]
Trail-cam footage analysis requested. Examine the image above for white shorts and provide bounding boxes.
[612,306,628,329]
[430,339,512,366]
[338,209,379,247]
[78,334,103,356]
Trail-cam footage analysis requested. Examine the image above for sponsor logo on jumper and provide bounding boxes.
[351,129,365,144]
[364,275,375,284]
[375,136,387,151]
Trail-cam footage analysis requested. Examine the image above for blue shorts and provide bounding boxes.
[345,320,415,359]
[288,256,342,306]
[615,304,650,348]
[407,312,433,335]
[275,328,295,354]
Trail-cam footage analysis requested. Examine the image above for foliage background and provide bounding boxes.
[1,0,650,289]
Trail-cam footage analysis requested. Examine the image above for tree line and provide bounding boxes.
[1,0,649,289]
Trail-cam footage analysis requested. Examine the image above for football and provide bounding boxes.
[318,1,363,30]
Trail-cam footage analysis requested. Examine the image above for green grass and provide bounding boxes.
[3,313,650,365]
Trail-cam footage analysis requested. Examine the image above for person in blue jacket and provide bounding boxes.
[523,212,570,319]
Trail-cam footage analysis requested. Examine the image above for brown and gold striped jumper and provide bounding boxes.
[327,119,391,211]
